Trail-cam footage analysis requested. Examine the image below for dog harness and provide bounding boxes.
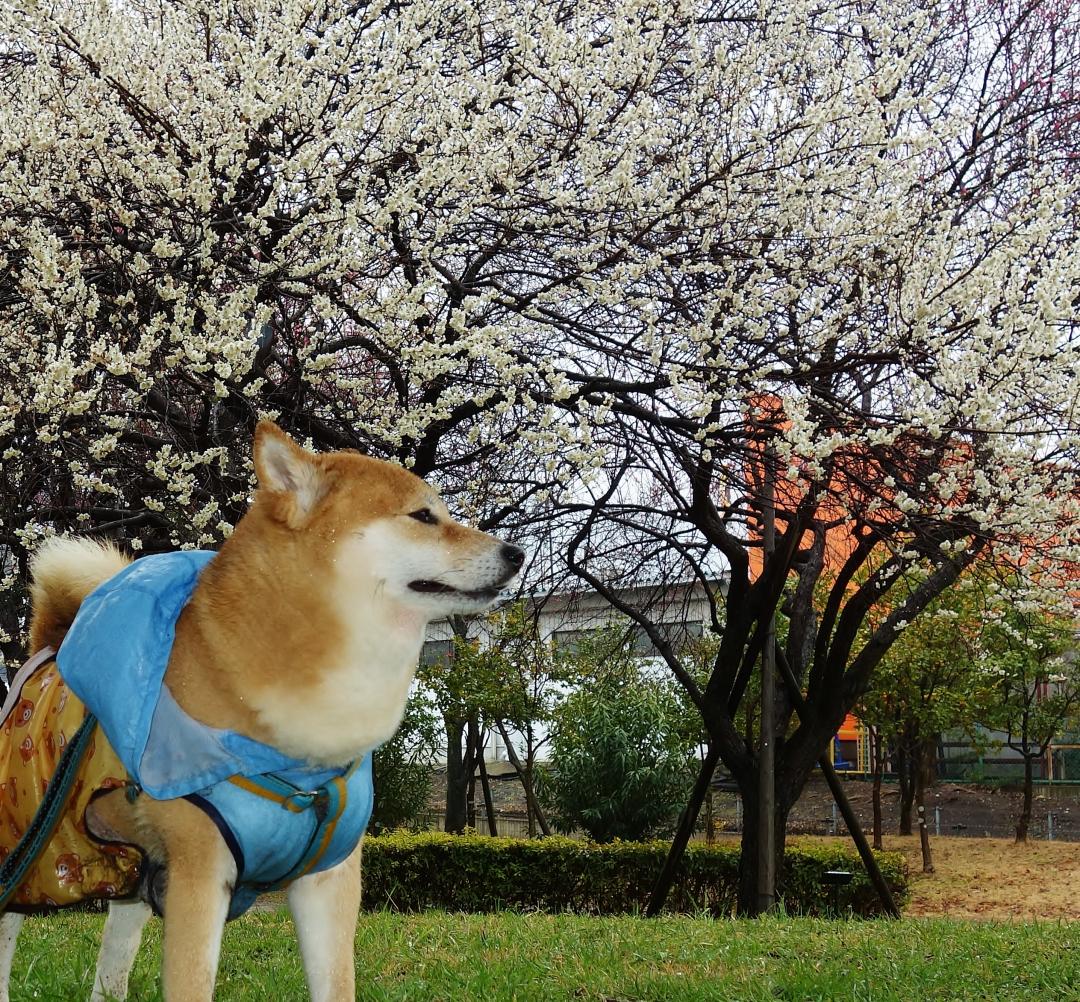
[186,757,372,919]
[5,552,373,918]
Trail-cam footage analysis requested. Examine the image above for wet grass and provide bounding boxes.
[9,908,1080,1000]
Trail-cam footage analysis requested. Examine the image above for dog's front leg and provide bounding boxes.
[147,801,237,1002]
[0,912,24,1002]
[286,841,363,1002]
[90,899,153,1002]
[161,849,235,1002]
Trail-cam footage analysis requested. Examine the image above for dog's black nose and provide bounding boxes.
[501,544,525,569]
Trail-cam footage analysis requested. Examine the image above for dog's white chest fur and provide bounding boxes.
[251,537,429,765]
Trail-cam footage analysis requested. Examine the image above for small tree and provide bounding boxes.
[538,630,697,843]
[416,618,502,834]
[370,691,443,833]
[983,604,1080,842]
[857,579,995,868]
[471,602,577,837]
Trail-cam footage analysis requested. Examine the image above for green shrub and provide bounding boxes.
[537,637,699,843]
[370,695,441,832]
[361,832,908,917]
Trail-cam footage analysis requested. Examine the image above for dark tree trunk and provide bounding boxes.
[1016,754,1034,843]
[921,736,938,790]
[476,728,498,836]
[871,727,884,851]
[465,718,478,829]
[650,732,899,919]
[523,753,544,837]
[738,786,790,916]
[897,740,915,836]
[649,636,903,921]
[444,715,468,833]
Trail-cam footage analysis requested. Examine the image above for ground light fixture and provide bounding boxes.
[821,869,854,916]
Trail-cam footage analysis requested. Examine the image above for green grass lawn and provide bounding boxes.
[10,909,1079,1001]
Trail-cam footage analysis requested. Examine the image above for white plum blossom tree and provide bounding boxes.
[1,0,1078,911]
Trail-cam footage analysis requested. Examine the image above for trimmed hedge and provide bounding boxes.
[361,833,908,917]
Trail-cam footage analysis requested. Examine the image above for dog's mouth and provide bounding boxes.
[408,579,501,601]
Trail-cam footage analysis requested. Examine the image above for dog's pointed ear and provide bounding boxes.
[253,421,326,526]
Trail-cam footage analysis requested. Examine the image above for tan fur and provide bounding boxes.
[147,799,236,1002]
[28,538,131,652]
[15,420,521,1001]
[163,421,508,759]
[287,843,364,1002]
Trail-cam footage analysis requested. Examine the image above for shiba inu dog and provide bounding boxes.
[0,421,523,1002]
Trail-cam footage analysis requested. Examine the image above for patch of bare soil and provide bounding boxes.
[738,779,1080,920]
[879,835,1080,921]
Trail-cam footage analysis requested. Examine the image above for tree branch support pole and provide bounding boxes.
[774,646,900,918]
[756,452,778,916]
[917,803,934,874]
[476,729,498,837]
[645,740,722,916]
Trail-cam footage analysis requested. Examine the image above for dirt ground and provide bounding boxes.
[856,835,1080,921]
[752,779,1080,920]
[792,782,1080,916]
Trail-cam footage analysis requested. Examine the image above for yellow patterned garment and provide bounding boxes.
[0,658,142,911]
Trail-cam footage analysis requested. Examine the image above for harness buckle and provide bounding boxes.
[283,789,330,821]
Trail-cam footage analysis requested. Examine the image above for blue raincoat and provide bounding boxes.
[56,552,373,918]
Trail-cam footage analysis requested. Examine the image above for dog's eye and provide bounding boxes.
[409,508,439,525]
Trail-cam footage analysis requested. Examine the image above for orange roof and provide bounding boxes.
[837,713,861,741]
[743,393,1079,599]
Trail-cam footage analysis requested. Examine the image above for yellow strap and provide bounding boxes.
[297,777,348,878]
[227,775,309,813]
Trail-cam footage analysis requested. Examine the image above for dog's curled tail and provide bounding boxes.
[28,538,131,653]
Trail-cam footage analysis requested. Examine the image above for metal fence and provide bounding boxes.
[699,791,1080,842]
[413,792,1080,843]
